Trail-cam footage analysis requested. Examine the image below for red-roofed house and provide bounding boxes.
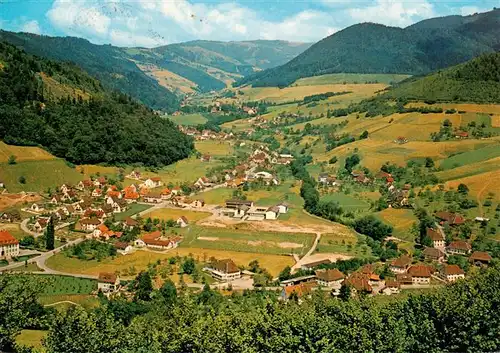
[469,251,492,266]
[426,228,445,249]
[441,264,465,282]
[390,255,412,274]
[447,241,471,255]
[176,216,189,228]
[143,177,162,188]
[0,230,19,259]
[98,272,120,293]
[435,212,465,226]
[315,269,344,290]
[408,265,433,284]
[205,259,241,281]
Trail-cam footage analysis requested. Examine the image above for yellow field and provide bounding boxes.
[46,248,292,277]
[195,141,234,156]
[492,115,500,128]
[318,135,497,171]
[172,247,294,276]
[147,208,211,222]
[0,142,55,163]
[444,170,500,203]
[376,208,418,240]
[240,83,387,104]
[136,63,196,94]
[407,103,500,115]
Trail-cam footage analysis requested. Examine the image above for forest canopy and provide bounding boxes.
[0,42,193,166]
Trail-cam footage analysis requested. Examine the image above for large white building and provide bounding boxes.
[205,259,241,282]
[0,230,20,260]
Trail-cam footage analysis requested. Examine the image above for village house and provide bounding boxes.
[390,255,412,274]
[92,189,103,198]
[60,184,72,194]
[50,195,61,205]
[200,155,212,162]
[422,247,445,262]
[114,242,133,255]
[77,180,93,190]
[97,272,120,293]
[33,218,49,233]
[441,264,465,282]
[143,177,162,188]
[301,259,332,271]
[121,217,138,230]
[107,190,122,199]
[226,178,245,188]
[427,228,445,249]
[280,275,317,287]
[80,218,101,232]
[0,230,20,260]
[407,265,433,285]
[140,231,182,251]
[469,251,492,266]
[106,197,128,213]
[435,211,465,226]
[143,192,163,204]
[123,191,140,203]
[30,203,43,213]
[318,173,337,186]
[447,240,472,255]
[194,177,214,189]
[246,206,280,221]
[160,188,171,200]
[205,259,242,282]
[342,273,373,296]
[176,216,189,228]
[395,273,413,285]
[315,269,345,291]
[0,211,21,223]
[381,279,401,295]
[225,200,254,209]
[455,131,469,139]
[171,186,182,196]
[128,171,142,180]
[92,224,121,240]
[277,202,289,214]
[191,199,205,208]
[280,282,316,302]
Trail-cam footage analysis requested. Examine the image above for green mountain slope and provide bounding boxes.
[0,30,181,112]
[239,9,500,88]
[383,52,500,103]
[124,40,312,92]
[0,41,193,166]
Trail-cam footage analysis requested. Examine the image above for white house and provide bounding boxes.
[30,203,43,212]
[276,203,289,214]
[205,259,241,282]
[265,206,280,220]
[408,265,432,285]
[143,177,162,188]
[381,280,401,295]
[315,269,345,289]
[442,264,465,282]
[176,216,189,228]
[80,218,101,232]
[134,239,146,248]
[0,230,20,260]
[114,242,134,255]
[389,255,412,274]
[33,218,49,233]
[97,273,120,293]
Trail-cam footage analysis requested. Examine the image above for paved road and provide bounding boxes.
[291,232,321,272]
[0,237,85,273]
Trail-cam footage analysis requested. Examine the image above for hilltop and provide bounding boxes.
[0,31,310,106]
[383,52,500,103]
[239,9,500,88]
[0,41,193,166]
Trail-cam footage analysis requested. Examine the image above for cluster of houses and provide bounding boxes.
[250,148,294,167]
[177,126,235,141]
[220,200,288,221]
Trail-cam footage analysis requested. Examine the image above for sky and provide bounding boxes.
[0,0,497,47]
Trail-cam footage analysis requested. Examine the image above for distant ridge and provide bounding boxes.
[238,9,500,88]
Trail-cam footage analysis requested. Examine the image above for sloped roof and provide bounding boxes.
[426,228,443,241]
[408,265,432,278]
[98,272,117,284]
[442,264,464,276]
[0,230,19,246]
[391,255,412,268]
[316,269,344,282]
[212,259,240,274]
[470,251,492,262]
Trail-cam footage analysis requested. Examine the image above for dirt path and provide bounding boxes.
[291,232,321,272]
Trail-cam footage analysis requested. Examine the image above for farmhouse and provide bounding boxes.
[225,200,254,209]
[140,231,181,250]
[381,279,401,295]
[407,265,433,285]
[98,272,120,293]
[280,282,316,301]
[205,259,241,282]
[447,241,471,255]
[143,177,162,188]
[390,255,412,274]
[435,212,465,226]
[280,275,317,287]
[315,269,345,289]
[92,189,103,198]
[160,189,172,200]
[176,216,189,228]
[144,192,163,203]
[469,251,492,266]
[441,264,465,282]
[80,218,101,232]
[301,259,332,270]
[277,202,289,214]
[395,273,413,285]
[342,273,373,295]
[246,206,280,221]
[123,191,140,203]
[122,217,138,230]
[114,242,133,255]
[422,247,445,262]
[426,228,445,249]
[191,199,205,208]
[0,230,19,260]
[194,177,214,189]
[33,218,49,233]
[318,173,337,186]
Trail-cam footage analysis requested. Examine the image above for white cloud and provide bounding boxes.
[21,20,41,35]
[348,0,435,27]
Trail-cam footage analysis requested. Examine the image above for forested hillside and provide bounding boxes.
[239,9,500,88]
[384,52,500,103]
[0,31,180,112]
[0,41,193,166]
